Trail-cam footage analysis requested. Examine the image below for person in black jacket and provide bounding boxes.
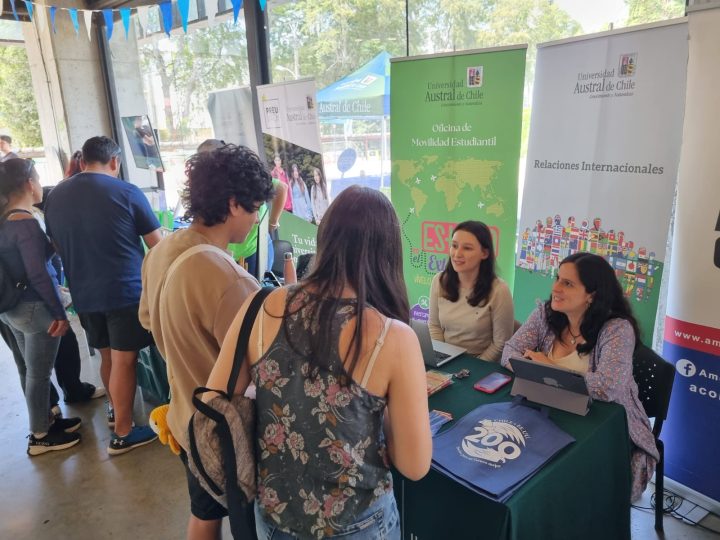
[0,158,81,455]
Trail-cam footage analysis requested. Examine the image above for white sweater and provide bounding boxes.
[428,273,514,362]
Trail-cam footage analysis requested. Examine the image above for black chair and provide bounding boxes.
[632,344,676,531]
[271,239,293,277]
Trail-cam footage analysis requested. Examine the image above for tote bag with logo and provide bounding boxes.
[431,400,575,502]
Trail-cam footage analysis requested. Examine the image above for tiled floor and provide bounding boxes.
[0,338,717,539]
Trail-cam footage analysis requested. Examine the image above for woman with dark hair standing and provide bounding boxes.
[501,252,658,500]
[0,158,81,455]
[64,150,83,178]
[429,220,514,362]
[207,185,431,539]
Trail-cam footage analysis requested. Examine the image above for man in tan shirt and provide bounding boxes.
[139,144,274,539]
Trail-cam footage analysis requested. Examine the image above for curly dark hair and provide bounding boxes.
[545,252,640,354]
[181,144,274,226]
[440,220,497,307]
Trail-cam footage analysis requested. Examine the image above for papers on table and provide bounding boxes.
[427,370,454,397]
[429,409,453,436]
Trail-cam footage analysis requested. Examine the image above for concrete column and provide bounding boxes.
[22,7,111,182]
[106,20,158,192]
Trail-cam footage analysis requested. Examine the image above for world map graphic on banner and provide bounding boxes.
[390,47,526,321]
[394,158,504,216]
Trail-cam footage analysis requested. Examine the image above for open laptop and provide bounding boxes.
[508,357,592,416]
[410,320,466,367]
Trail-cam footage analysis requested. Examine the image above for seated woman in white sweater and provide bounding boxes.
[429,221,514,362]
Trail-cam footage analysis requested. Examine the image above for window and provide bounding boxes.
[107,2,251,208]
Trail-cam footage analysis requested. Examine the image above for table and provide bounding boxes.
[392,355,632,540]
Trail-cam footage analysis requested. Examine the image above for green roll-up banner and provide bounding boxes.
[390,47,526,321]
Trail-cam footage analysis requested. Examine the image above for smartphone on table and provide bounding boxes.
[473,372,512,393]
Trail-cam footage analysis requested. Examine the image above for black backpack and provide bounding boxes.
[187,287,273,539]
[0,209,31,313]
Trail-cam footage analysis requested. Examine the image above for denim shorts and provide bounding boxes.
[255,492,400,540]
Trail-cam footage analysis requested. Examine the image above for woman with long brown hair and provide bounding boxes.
[310,167,330,224]
[429,220,514,361]
[207,185,431,538]
[502,252,658,500]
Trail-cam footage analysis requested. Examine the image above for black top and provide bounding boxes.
[0,213,66,319]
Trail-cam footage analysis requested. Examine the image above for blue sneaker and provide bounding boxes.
[108,425,158,456]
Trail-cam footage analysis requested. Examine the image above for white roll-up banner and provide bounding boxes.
[515,22,688,342]
[662,7,720,505]
[256,79,323,263]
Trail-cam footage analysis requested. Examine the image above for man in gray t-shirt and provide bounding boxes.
[0,135,19,162]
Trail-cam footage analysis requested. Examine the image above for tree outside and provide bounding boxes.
[137,13,250,143]
[626,0,685,26]
[0,44,42,148]
[1,1,687,153]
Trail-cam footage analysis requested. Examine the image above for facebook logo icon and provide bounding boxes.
[676,359,697,377]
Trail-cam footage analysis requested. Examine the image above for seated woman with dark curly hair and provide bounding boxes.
[502,252,658,501]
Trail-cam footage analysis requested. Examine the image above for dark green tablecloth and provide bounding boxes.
[392,355,632,540]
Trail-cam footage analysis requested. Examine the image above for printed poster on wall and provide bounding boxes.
[514,22,688,339]
[661,8,720,505]
[390,47,526,321]
[256,79,324,262]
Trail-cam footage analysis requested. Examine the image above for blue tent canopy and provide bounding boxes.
[317,51,391,118]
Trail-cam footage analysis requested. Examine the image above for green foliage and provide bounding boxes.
[626,0,685,25]
[267,0,581,93]
[474,0,582,93]
[269,0,406,87]
[0,45,42,148]
[409,0,494,54]
[138,19,250,140]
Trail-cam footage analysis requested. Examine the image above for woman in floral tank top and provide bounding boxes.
[207,186,432,539]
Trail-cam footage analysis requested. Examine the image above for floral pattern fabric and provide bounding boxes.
[501,305,659,501]
[252,287,393,538]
